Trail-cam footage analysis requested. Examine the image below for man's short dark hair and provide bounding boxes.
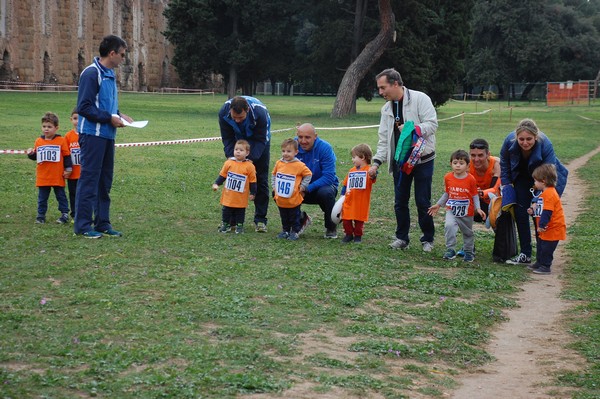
[230,97,249,114]
[376,68,403,86]
[99,35,127,57]
[469,138,490,152]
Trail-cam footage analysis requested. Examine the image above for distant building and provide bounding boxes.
[0,0,180,91]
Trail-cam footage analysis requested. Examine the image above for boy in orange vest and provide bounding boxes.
[64,108,81,219]
[527,164,566,275]
[27,112,72,224]
[212,139,257,234]
[272,138,312,241]
[340,143,376,243]
[428,150,486,262]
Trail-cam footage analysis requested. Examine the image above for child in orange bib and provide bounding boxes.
[213,139,257,234]
[271,138,312,241]
[340,143,376,243]
[527,164,566,275]
[64,109,81,219]
[429,150,486,262]
[27,112,73,224]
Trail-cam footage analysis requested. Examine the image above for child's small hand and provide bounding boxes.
[476,208,486,221]
[249,194,255,201]
[26,148,35,155]
[537,226,547,233]
[527,207,534,215]
[63,170,72,179]
[212,183,219,191]
[428,204,440,216]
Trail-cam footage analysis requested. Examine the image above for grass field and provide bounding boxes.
[1,92,599,398]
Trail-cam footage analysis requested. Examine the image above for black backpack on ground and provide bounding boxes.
[492,211,518,263]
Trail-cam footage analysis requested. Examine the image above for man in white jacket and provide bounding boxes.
[368,68,438,252]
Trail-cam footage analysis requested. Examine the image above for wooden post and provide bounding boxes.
[460,112,465,135]
[509,107,513,122]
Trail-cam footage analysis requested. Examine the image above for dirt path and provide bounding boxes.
[450,146,600,399]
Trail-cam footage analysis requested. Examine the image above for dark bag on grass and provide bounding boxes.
[492,211,518,263]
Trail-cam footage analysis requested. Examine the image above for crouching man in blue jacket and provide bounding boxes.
[295,123,340,238]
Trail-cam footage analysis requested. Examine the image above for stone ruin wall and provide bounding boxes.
[0,0,180,91]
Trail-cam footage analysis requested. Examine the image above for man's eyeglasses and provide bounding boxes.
[470,144,488,150]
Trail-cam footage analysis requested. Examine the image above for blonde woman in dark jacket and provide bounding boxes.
[500,118,568,265]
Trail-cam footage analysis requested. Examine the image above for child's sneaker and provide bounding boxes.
[56,213,69,224]
[532,265,551,275]
[81,230,102,239]
[287,232,299,241]
[506,253,531,265]
[353,236,362,244]
[443,249,456,260]
[235,224,244,234]
[341,234,354,243]
[277,231,290,239]
[255,222,268,233]
[463,252,475,263]
[218,223,231,233]
[35,217,46,224]
[100,229,123,237]
[457,246,475,257]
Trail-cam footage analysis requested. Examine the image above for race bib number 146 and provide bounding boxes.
[275,172,295,198]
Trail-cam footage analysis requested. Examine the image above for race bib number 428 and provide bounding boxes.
[37,145,61,163]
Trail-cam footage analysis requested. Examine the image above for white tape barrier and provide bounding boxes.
[0,115,484,154]
[438,109,492,122]
[577,115,600,122]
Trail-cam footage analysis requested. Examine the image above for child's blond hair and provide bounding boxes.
[351,143,372,164]
[235,139,251,152]
[281,138,298,151]
[532,164,557,187]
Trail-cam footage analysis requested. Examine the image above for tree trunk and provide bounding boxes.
[227,15,239,98]
[227,65,237,99]
[594,68,599,99]
[331,0,395,118]
[351,0,369,61]
[520,83,536,101]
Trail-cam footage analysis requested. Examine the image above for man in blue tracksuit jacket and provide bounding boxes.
[74,34,132,239]
[218,96,271,232]
[296,123,339,238]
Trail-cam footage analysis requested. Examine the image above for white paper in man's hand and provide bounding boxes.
[112,114,149,128]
